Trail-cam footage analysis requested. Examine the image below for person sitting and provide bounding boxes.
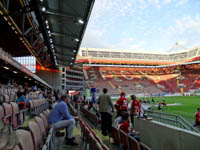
[88,101,93,111]
[115,91,128,117]
[119,112,140,142]
[48,95,79,146]
[83,101,88,109]
[38,91,43,99]
[112,111,124,128]
[17,85,29,110]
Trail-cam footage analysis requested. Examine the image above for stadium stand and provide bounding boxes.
[83,65,200,96]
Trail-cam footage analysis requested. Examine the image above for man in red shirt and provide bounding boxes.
[194,108,200,127]
[115,91,128,117]
[130,95,141,125]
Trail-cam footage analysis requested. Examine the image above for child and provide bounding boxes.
[119,112,140,141]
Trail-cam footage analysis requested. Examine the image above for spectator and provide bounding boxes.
[157,101,162,111]
[38,91,43,99]
[97,88,114,136]
[48,95,79,146]
[151,97,155,104]
[194,108,200,127]
[17,85,29,110]
[112,111,124,128]
[83,101,88,109]
[161,98,167,108]
[130,95,141,126]
[88,101,100,118]
[119,112,140,142]
[115,91,128,117]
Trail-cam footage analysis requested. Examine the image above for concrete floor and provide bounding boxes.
[54,135,83,150]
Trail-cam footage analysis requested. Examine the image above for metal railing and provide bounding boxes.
[146,110,199,133]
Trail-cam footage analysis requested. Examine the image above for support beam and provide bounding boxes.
[31,38,39,48]
[23,27,32,36]
[21,13,25,33]
[45,8,81,20]
[37,47,43,56]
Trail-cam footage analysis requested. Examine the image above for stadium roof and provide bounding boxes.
[33,0,95,67]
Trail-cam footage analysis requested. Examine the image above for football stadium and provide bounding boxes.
[0,0,200,150]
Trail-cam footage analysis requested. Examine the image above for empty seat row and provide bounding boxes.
[29,99,48,116]
[80,106,100,126]
[0,102,26,129]
[112,126,151,150]
[0,94,16,103]
[12,109,53,150]
[79,119,109,150]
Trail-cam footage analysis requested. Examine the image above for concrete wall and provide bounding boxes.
[36,68,62,92]
[134,118,200,150]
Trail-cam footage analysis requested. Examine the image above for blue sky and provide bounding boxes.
[81,0,200,53]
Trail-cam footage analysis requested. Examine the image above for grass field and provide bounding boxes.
[155,96,200,123]
[113,96,200,124]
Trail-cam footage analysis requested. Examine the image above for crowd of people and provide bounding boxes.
[29,87,199,147]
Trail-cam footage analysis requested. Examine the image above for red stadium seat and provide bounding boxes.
[16,129,34,150]
[11,102,20,129]
[28,122,42,150]
[112,126,120,144]
[3,95,10,103]
[34,116,46,138]
[3,103,13,126]
[119,129,129,150]
[12,145,20,150]
[128,135,140,150]
[0,105,5,120]
[40,112,49,133]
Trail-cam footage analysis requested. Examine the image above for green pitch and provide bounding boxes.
[112,96,200,123]
[155,96,200,123]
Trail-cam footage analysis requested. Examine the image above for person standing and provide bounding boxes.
[97,88,114,136]
[194,108,200,127]
[115,91,128,117]
[48,95,79,146]
[130,95,141,125]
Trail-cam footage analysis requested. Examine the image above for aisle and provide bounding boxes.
[54,127,84,150]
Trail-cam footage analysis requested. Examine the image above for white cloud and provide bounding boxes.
[167,15,200,35]
[163,0,171,5]
[176,0,188,6]
[81,27,108,48]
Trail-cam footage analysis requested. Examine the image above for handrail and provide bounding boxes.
[146,110,199,133]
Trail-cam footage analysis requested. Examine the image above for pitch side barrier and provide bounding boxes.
[146,110,199,133]
[134,118,200,150]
